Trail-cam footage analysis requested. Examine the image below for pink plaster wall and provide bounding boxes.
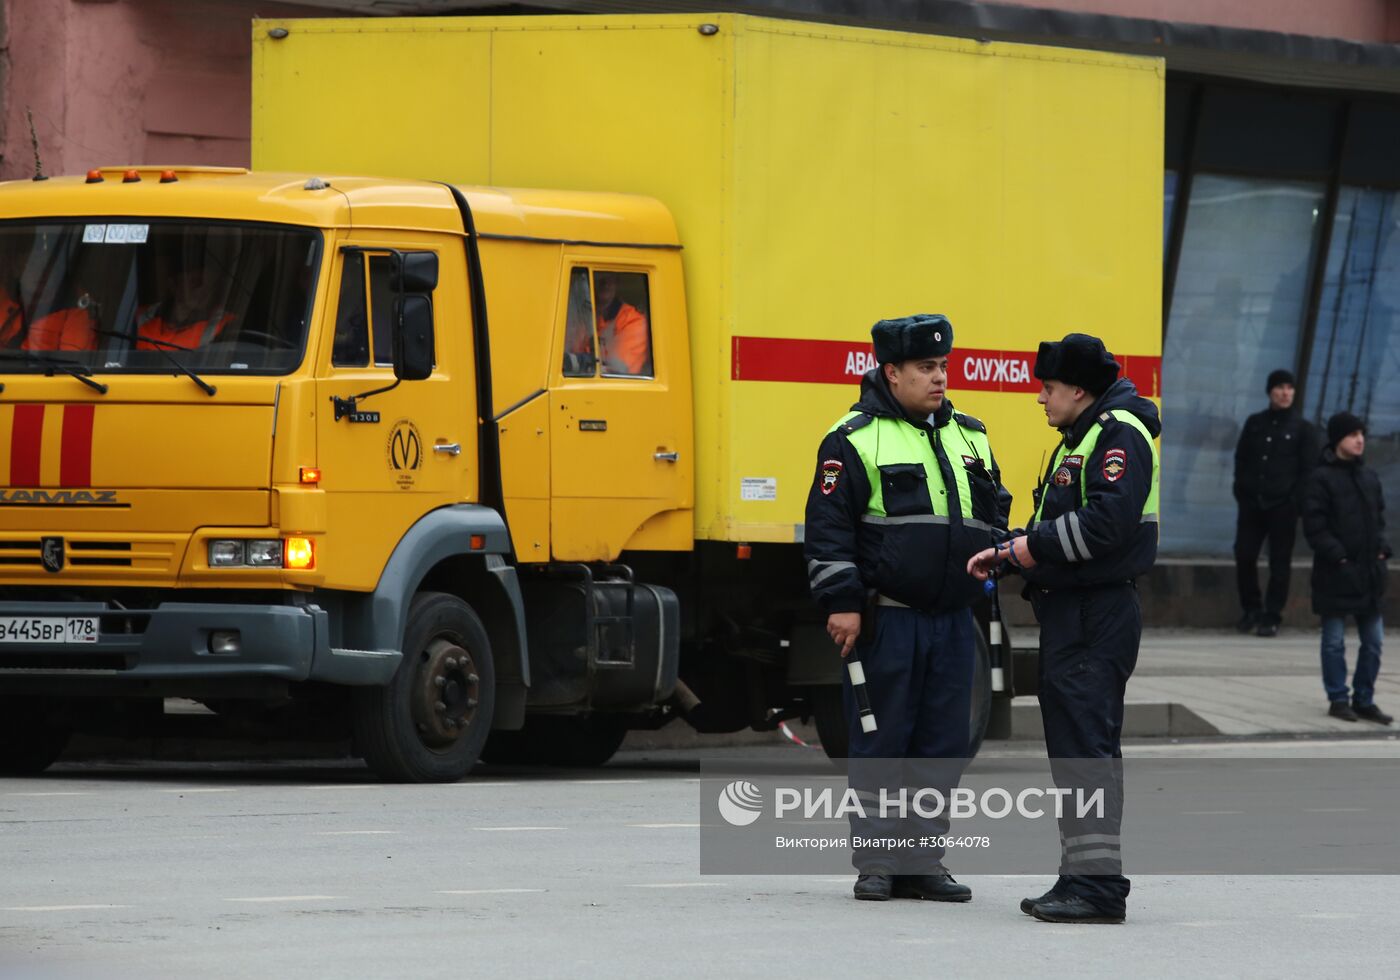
[0,0,337,182]
[1007,0,1400,44]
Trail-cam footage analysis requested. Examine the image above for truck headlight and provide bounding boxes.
[209,540,245,567]
[245,539,283,567]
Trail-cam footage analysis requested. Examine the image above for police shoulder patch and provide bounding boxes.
[954,411,986,433]
[819,459,844,495]
[1101,447,1128,482]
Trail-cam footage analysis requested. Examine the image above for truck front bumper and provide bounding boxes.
[0,601,400,688]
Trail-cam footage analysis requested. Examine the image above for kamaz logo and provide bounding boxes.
[0,489,120,506]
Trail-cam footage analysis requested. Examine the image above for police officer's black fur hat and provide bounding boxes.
[871,314,953,364]
[1033,332,1121,396]
[1266,369,1295,392]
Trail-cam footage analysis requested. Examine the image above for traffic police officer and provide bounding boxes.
[805,314,1011,903]
[968,332,1160,924]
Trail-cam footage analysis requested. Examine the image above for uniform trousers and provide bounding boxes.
[1033,582,1141,913]
[843,605,974,874]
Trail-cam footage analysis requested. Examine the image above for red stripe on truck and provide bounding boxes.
[9,404,44,487]
[60,404,95,487]
[730,336,1160,397]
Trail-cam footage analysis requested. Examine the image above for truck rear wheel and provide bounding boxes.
[352,592,495,782]
[484,715,629,768]
[0,699,71,775]
[811,628,993,761]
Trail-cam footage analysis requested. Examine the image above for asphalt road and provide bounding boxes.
[3,737,1399,979]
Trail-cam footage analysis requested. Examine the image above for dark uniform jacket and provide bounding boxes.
[1302,448,1391,616]
[1233,407,1316,511]
[1023,379,1160,591]
[804,370,1012,615]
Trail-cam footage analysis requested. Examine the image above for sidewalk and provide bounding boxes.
[621,626,1400,752]
[1115,626,1400,737]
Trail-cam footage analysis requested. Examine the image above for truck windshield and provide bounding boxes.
[0,220,320,375]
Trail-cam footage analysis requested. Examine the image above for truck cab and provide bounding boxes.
[0,167,694,780]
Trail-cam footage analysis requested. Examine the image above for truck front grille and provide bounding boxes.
[0,538,175,574]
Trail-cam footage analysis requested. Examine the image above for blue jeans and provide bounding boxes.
[1320,613,1384,707]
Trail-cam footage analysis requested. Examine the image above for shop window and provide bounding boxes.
[1161,174,1326,554]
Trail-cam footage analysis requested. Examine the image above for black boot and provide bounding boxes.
[1256,614,1280,638]
[892,873,972,902]
[1020,876,1070,915]
[853,873,893,901]
[1354,703,1393,725]
[1329,701,1359,722]
[1030,894,1125,924]
[1236,610,1260,633]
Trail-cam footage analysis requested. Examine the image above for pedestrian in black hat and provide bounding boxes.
[968,331,1160,924]
[1301,412,1392,724]
[804,313,1011,902]
[1232,369,1318,636]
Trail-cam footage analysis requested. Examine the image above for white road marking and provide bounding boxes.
[1303,807,1368,813]
[437,889,545,896]
[627,822,701,829]
[473,826,565,832]
[158,788,237,794]
[227,895,342,903]
[626,882,726,889]
[314,830,399,836]
[298,785,385,791]
[2,904,130,912]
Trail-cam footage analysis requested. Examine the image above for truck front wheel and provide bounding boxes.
[352,592,496,782]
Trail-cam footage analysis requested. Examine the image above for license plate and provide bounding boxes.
[0,616,99,644]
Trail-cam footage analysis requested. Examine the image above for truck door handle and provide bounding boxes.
[434,443,462,456]
[654,451,680,462]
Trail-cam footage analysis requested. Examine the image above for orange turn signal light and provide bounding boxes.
[299,467,321,485]
[283,536,315,570]
[737,544,752,560]
[469,534,486,551]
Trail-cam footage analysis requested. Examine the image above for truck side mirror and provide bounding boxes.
[396,251,439,293]
[393,295,434,381]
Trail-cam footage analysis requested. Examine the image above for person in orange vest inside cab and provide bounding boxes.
[594,271,651,376]
[22,287,100,354]
[134,252,233,351]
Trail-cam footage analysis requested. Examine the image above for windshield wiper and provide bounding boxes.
[0,350,109,394]
[94,328,216,397]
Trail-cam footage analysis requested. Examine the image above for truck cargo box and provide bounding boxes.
[253,12,1163,544]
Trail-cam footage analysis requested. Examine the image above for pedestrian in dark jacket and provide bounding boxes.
[1302,411,1392,724]
[1233,369,1317,637]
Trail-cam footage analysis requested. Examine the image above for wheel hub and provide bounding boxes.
[411,637,480,748]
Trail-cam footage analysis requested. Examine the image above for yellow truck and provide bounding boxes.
[0,14,1161,780]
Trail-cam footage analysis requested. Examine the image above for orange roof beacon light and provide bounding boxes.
[283,536,315,570]
[85,169,104,184]
[159,170,178,183]
[122,169,141,183]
